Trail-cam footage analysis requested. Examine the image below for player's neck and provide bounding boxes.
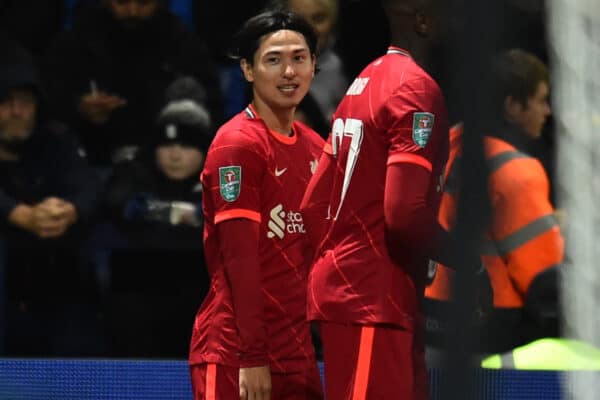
[251,99,294,137]
[390,34,428,69]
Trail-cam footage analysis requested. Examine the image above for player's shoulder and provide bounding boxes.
[211,110,265,149]
[368,53,442,97]
[205,111,269,167]
[400,61,441,95]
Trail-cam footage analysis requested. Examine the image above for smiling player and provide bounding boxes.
[188,10,324,400]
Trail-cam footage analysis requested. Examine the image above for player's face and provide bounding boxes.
[288,0,336,53]
[0,88,37,143]
[509,81,551,140]
[156,144,205,181]
[241,29,315,113]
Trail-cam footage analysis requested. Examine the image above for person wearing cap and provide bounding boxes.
[103,76,212,358]
[0,38,104,356]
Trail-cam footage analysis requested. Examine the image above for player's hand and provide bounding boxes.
[239,365,271,400]
[79,92,126,124]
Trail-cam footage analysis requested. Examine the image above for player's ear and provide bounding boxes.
[504,95,524,122]
[241,59,254,83]
[311,54,316,78]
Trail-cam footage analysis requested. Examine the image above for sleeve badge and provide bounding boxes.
[219,166,242,202]
[413,112,435,148]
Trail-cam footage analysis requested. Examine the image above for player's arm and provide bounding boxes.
[384,163,448,260]
[218,218,268,365]
[382,80,473,271]
[204,139,269,367]
[218,218,272,400]
[385,162,481,265]
[300,143,335,258]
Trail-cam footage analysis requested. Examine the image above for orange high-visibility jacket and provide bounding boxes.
[425,124,461,301]
[425,125,564,308]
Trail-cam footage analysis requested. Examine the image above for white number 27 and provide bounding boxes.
[331,117,364,219]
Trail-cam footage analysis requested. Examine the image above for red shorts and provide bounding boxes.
[319,322,429,400]
[190,363,323,400]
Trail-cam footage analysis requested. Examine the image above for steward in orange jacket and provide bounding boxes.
[425,49,564,353]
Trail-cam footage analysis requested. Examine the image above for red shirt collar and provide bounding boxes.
[387,46,412,58]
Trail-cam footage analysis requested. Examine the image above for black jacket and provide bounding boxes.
[104,150,203,250]
[103,152,207,300]
[44,6,223,165]
[0,123,102,244]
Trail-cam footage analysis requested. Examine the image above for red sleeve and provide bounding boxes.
[202,133,265,224]
[217,218,268,367]
[385,162,484,273]
[384,162,436,262]
[384,78,448,172]
[300,146,335,258]
[384,162,463,267]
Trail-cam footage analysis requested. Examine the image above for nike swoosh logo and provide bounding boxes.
[275,167,288,177]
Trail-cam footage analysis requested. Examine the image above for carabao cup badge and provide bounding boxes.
[219,166,241,202]
[413,112,435,148]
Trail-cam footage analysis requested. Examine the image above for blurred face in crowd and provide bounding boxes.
[156,143,205,181]
[287,0,337,53]
[241,30,315,112]
[505,81,551,139]
[0,88,37,143]
[105,0,159,29]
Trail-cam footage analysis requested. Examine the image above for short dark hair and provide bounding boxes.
[491,49,549,113]
[230,10,317,64]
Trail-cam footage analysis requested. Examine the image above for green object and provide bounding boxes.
[219,166,241,202]
[412,112,435,147]
[481,338,600,370]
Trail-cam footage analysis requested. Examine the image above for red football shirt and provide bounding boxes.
[306,47,449,331]
[189,105,324,373]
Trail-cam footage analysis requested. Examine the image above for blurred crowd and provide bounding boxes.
[0,0,551,359]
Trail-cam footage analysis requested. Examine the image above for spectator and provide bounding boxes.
[195,0,269,64]
[102,76,210,358]
[44,0,223,166]
[0,0,64,61]
[425,49,562,354]
[0,38,104,356]
[194,1,270,119]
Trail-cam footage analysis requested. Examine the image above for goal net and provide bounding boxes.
[548,0,600,398]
